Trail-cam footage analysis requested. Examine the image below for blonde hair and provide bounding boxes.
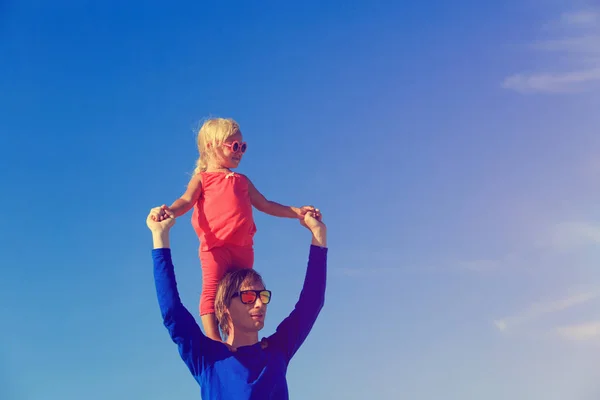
[214,268,265,339]
[193,117,241,175]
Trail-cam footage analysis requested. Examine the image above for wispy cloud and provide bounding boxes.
[503,8,600,93]
[334,263,446,277]
[556,321,600,341]
[458,259,502,272]
[584,156,600,176]
[461,220,600,274]
[338,259,502,277]
[341,217,600,279]
[457,252,523,273]
[536,221,600,251]
[503,69,600,93]
[532,35,600,54]
[334,266,404,278]
[560,10,598,26]
[493,289,600,332]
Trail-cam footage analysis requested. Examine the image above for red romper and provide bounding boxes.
[191,171,257,315]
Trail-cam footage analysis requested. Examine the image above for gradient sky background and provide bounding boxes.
[1,0,600,399]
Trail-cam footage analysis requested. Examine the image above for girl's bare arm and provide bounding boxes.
[168,174,203,217]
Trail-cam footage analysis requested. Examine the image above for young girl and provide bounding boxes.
[154,117,316,342]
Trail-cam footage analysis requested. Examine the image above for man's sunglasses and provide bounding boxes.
[232,289,272,305]
[222,141,247,154]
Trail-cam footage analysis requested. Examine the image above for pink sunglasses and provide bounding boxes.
[222,141,247,153]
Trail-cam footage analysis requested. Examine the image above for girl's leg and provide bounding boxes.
[200,314,221,342]
[199,247,231,341]
[230,245,254,269]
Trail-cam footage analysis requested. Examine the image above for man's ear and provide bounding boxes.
[222,307,231,325]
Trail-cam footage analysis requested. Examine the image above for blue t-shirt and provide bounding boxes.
[152,245,328,399]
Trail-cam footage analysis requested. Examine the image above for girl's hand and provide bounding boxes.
[146,206,176,232]
[151,205,172,222]
[297,205,318,219]
[300,209,325,231]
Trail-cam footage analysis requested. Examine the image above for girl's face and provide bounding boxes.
[216,131,246,169]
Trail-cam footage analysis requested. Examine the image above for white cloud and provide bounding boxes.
[494,320,508,331]
[502,68,600,93]
[556,321,600,341]
[461,221,600,274]
[503,9,600,93]
[494,290,600,332]
[458,259,502,272]
[335,266,404,278]
[561,10,598,26]
[584,157,600,176]
[537,221,600,251]
[532,35,600,54]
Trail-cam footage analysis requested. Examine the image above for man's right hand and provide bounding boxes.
[300,209,324,230]
[300,210,327,247]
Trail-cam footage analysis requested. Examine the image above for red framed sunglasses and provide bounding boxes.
[222,141,247,154]
[232,289,271,305]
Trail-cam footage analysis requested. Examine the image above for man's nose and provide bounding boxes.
[253,298,265,308]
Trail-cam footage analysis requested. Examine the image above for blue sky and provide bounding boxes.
[1,0,600,399]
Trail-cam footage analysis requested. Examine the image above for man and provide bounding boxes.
[146,206,328,399]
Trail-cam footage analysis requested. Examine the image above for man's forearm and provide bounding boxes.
[153,231,171,249]
[311,228,327,248]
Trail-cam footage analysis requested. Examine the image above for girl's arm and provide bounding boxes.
[247,179,309,218]
[168,174,203,217]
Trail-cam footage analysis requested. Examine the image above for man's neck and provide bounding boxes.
[227,330,259,349]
